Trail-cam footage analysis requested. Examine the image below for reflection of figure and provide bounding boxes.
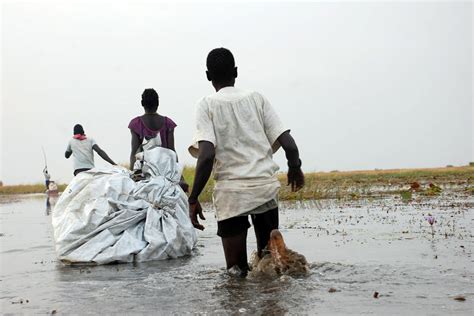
[45,195,58,216]
[43,166,51,191]
[65,124,116,176]
[45,197,51,215]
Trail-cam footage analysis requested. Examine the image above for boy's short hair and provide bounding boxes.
[141,88,159,111]
[206,48,235,82]
[73,124,85,135]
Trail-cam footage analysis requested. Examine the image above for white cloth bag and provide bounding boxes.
[52,147,197,264]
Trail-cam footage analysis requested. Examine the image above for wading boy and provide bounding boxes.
[188,48,304,276]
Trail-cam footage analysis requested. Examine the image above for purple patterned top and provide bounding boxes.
[128,116,177,149]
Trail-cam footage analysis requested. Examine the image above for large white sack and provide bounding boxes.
[52,147,197,264]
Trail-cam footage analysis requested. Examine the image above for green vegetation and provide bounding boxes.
[277,166,473,201]
[0,183,68,195]
[2,166,472,202]
[182,166,215,202]
[182,165,473,202]
[400,191,413,202]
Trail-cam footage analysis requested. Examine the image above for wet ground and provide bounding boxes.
[0,191,473,315]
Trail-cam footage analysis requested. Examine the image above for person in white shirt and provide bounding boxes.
[188,48,305,276]
[65,124,116,176]
[43,166,51,190]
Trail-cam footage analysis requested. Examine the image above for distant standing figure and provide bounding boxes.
[65,124,116,176]
[43,166,51,190]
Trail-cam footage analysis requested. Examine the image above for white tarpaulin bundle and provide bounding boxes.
[52,147,197,264]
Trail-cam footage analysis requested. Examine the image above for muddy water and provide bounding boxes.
[1,193,473,315]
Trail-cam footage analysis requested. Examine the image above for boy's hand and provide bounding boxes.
[288,167,304,192]
[189,199,205,230]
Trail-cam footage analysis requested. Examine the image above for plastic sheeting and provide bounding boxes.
[52,147,197,264]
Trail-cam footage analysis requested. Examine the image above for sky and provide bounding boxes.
[1,0,472,185]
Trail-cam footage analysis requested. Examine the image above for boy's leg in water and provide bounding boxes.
[221,230,250,275]
[218,215,251,276]
[251,208,279,258]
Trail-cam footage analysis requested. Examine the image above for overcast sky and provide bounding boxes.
[1,0,472,185]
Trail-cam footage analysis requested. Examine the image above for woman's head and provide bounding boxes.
[73,124,85,135]
[141,88,159,113]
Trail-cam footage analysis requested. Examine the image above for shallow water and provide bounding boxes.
[1,193,473,315]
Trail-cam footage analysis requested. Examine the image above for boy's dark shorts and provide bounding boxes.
[217,207,278,238]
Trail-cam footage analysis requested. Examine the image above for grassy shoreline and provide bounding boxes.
[0,183,68,195]
[2,166,472,201]
[276,166,473,201]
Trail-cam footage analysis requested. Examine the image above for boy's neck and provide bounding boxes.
[213,80,235,92]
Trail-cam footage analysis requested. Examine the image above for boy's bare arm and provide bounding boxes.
[188,141,215,230]
[277,131,304,191]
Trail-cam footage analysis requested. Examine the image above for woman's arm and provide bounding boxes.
[167,129,175,152]
[130,130,142,169]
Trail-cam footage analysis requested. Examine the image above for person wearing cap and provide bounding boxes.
[188,48,305,276]
[65,124,116,176]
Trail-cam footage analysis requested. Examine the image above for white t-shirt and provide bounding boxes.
[189,87,288,221]
[43,170,51,180]
[66,138,97,170]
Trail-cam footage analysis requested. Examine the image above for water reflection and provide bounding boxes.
[45,195,58,216]
[45,197,51,215]
[2,195,472,315]
[213,274,288,315]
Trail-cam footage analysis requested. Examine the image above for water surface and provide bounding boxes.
[1,193,473,314]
